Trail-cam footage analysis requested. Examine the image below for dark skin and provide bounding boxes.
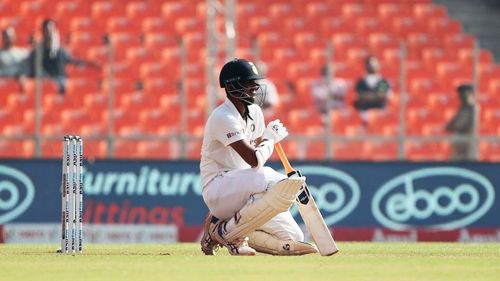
[226,80,263,167]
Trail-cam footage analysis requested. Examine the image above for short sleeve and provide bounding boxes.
[355,78,365,94]
[378,79,391,92]
[211,114,245,147]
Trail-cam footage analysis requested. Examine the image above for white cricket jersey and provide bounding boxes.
[200,98,265,188]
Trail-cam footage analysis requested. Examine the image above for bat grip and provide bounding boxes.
[275,143,294,174]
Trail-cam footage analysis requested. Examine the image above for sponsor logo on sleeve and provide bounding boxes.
[226,131,241,139]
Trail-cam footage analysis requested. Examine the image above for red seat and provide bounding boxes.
[0,79,23,94]
[376,3,412,19]
[186,139,202,160]
[140,62,178,80]
[0,140,33,158]
[269,139,305,161]
[141,17,175,34]
[369,141,399,161]
[406,141,451,161]
[427,18,462,37]
[139,106,180,135]
[91,1,125,19]
[175,17,204,35]
[83,140,108,160]
[305,1,341,20]
[412,3,447,22]
[106,16,141,34]
[40,140,64,159]
[161,2,198,21]
[333,141,371,160]
[143,32,178,49]
[479,141,500,162]
[70,16,103,34]
[320,17,354,37]
[113,140,141,159]
[126,1,161,19]
[137,140,172,159]
[305,140,327,160]
[340,3,377,19]
[355,17,389,36]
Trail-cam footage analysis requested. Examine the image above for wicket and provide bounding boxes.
[60,135,83,254]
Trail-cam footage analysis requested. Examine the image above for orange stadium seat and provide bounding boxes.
[355,17,389,36]
[6,92,35,113]
[0,140,34,158]
[56,1,92,19]
[83,139,108,160]
[406,141,451,161]
[40,139,64,159]
[412,3,447,22]
[70,17,103,34]
[369,141,399,161]
[304,139,328,160]
[113,140,141,159]
[333,141,371,161]
[136,140,172,159]
[479,141,500,162]
[80,123,107,139]
[186,139,203,160]
[161,1,198,22]
[376,3,412,19]
[1,0,499,161]
[91,1,125,19]
[141,17,176,34]
[106,16,141,35]
[340,3,377,20]
[0,108,23,132]
[320,18,356,37]
[126,1,161,20]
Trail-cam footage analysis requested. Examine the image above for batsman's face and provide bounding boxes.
[241,80,260,98]
[227,80,265,106]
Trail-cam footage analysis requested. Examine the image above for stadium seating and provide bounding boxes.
[0,0,498,161]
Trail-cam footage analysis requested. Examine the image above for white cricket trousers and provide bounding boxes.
[202,166,304,241]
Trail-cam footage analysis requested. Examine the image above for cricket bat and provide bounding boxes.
[275,143,339,256]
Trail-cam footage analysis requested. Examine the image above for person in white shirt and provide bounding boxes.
[200,58,318,256]
[310,65,348,125]
[0,27,29,88]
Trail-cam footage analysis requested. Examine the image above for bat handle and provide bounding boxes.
[275,143,294,174]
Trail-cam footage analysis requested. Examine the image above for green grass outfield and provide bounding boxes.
[1,243,499,281]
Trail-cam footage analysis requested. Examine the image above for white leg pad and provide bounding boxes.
[221,177,306,242]
[248,230,318,255]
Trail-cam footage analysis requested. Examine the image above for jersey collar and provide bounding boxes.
[224,97,244,121]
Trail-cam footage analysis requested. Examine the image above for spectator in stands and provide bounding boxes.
[353,55,391,126]
[256,61,280,118]
[445,84,476,161]
[0,27,29,91]
[310,65,348,125]
[27,18,99,94]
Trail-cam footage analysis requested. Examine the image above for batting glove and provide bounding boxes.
[262,119,288,144]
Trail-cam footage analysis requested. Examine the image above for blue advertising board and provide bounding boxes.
[0,160,498,232]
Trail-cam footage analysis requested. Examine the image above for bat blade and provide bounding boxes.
[275,143,339,256]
